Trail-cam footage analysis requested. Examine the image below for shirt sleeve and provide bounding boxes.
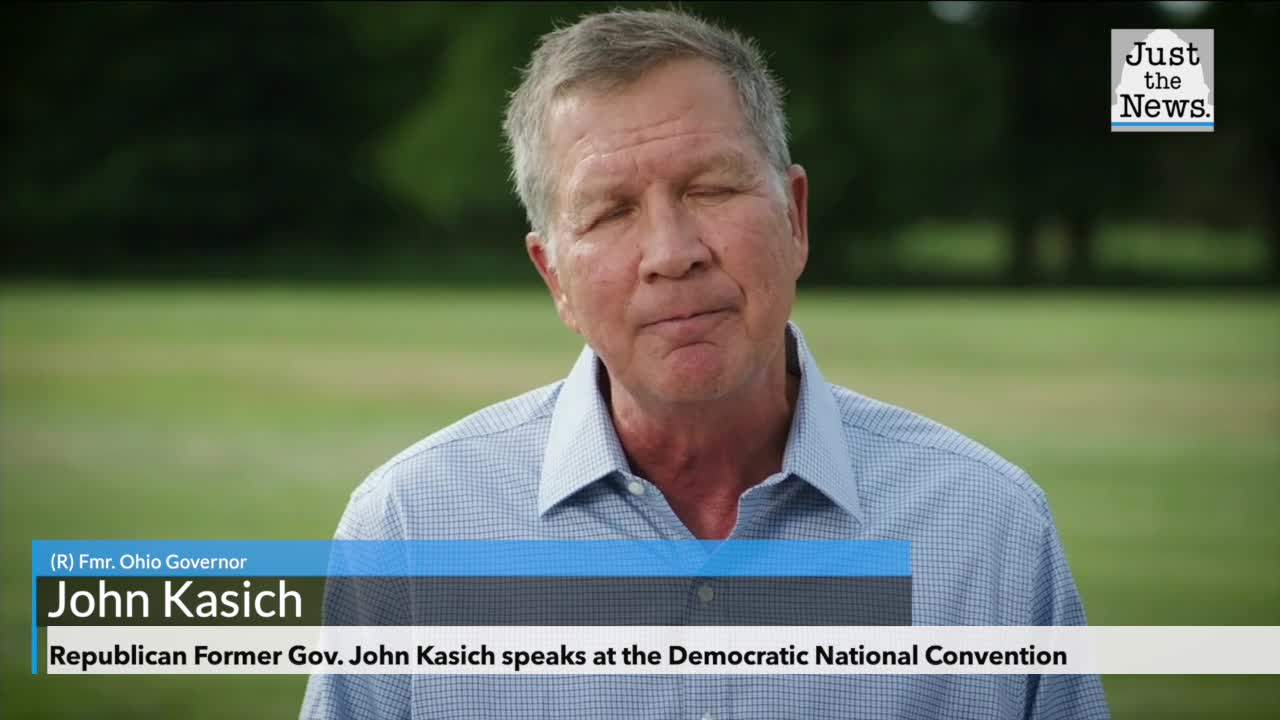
[300,471,412,720]
[1022,497,1111,720]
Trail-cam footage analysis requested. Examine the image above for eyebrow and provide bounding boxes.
[692,149,756,182]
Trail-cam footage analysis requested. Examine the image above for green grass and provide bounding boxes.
[2,285,1278,718]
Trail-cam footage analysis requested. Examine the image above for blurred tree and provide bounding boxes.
[367,2,587,261]
[2,1,1273,285]
[982,1,1166,285]
[981,0,1274,285]
[1202,1,1280,278]
[3,2,406,275]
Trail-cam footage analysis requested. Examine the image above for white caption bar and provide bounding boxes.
[45,626,1280,675]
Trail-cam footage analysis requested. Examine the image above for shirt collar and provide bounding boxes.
[537,341,635,516]
[537,322,864,524]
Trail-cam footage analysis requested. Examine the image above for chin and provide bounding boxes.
[651,349,738,403]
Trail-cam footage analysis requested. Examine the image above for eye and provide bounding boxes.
[687,186,736,201]
[595,205,633,226]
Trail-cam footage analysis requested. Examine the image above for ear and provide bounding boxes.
[784,164,810,279]
[526,232,580,335]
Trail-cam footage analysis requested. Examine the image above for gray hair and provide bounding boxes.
[502,7,792,257]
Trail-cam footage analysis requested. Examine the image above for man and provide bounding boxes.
[303,8,1109,719]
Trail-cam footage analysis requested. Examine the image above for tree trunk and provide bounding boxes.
[1066,210,1096,284]
[1009,212,1037,286]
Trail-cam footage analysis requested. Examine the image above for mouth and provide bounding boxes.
[648,307,731,325]
[644,307,734,338]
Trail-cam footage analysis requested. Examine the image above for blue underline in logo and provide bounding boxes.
[1111,121,1214,127]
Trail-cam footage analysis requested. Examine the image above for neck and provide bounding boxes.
[605,348,799,540]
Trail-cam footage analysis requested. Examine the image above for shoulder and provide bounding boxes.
[828,383,1052,523]
[334,382,562,536]
[362,381,560,489]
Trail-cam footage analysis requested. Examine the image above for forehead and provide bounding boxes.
[544,59,762,198]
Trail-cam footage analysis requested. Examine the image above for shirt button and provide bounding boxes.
[701,713,717,720]
[697,584,715,603]
[627,481,645,497]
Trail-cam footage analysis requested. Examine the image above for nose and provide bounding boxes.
[638,194,712,281]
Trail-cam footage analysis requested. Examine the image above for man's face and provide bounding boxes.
[528,57,809,408]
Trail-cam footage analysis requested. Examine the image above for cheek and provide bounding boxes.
[706,207,798,292]
[562,245,638,330]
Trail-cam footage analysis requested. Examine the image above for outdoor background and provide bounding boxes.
[3,1,1277,718]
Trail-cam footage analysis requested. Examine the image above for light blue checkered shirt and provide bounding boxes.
[302,323,1109,719]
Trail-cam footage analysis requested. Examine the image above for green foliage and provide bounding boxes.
[379,15,521,224]
[2,2,1276,283]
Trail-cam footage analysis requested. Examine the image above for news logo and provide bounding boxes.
[1110,29,1214,132]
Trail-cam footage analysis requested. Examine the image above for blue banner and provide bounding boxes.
[32,540,910,577]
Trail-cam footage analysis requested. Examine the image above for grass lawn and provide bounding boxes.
[2,285,1277,718]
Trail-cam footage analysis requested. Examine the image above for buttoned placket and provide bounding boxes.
[612,472,795,720]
